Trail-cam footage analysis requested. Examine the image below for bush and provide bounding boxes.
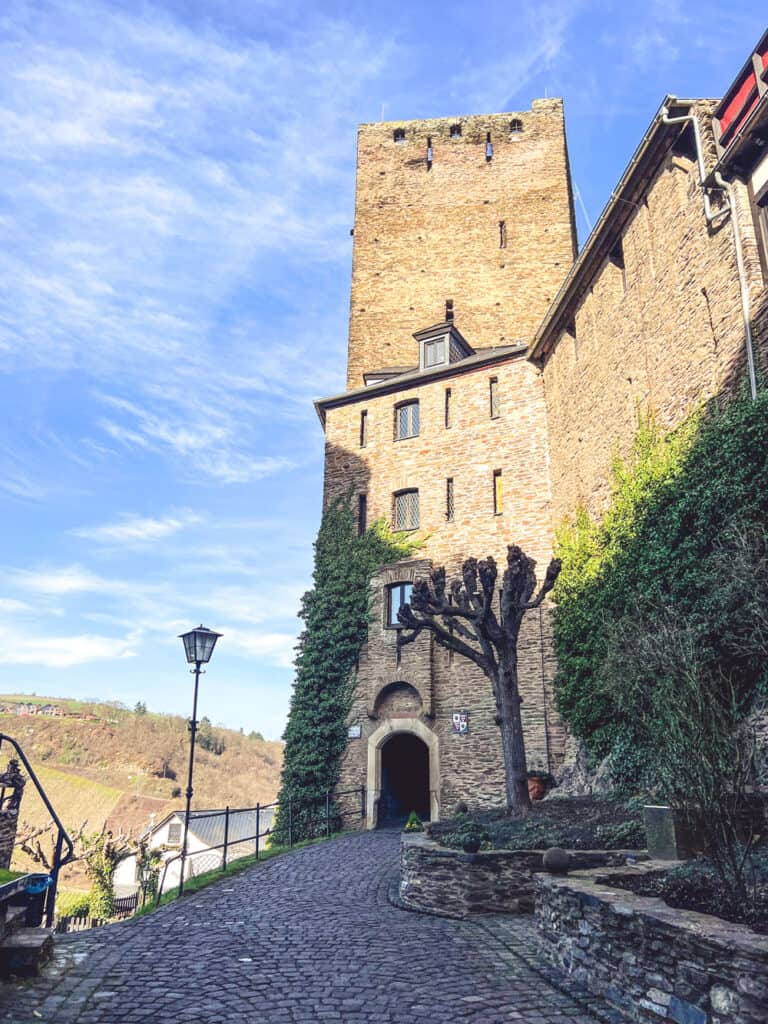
[272,497,417,845]
[404,811,423,832]
[56,891,90,918]
[553,395,768,789]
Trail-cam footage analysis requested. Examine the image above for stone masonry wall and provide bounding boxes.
[536,866,768,1024]
[540,104,768,526]
[329,352,566,817]
[347,100,577,388]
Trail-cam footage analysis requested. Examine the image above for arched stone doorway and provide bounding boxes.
[366,718,439,829]
[378,733,430,826]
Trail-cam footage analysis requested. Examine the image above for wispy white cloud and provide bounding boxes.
[0,626,138,668]
[72,510,203,545]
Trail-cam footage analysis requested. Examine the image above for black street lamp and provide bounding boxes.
[177,624,222,897]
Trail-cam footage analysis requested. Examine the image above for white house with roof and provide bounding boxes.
[114,806,275,896]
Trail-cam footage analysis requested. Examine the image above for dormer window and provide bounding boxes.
[424,337,446,368]
[414,322,474,371]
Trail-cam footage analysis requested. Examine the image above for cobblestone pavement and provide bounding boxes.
[1,831,620,1024]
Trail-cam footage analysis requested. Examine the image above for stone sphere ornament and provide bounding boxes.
[542,847,571,875]
[462,834,481,854]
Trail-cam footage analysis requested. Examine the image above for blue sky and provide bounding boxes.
[0,1,764,738]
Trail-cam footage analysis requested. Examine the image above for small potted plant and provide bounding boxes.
[527,769,553,801]
[404,811,423,832]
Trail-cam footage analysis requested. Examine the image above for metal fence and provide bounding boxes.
[155,785,366,903]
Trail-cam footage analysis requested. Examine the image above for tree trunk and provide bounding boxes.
[498,660,532,816]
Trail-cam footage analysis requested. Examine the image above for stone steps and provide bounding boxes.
[0,927,54,978]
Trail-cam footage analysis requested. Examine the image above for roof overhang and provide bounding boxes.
[315,343,526,428]
[529,96,705,364]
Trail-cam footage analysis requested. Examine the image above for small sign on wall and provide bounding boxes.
[452,711,469,735]
[347,723,362,739]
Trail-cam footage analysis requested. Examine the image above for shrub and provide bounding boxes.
[553,394,768,789]
[272,497,418,845]
[404,811,423,832]
[56,891,90,918]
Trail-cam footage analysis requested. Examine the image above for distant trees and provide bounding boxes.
[134,701,147,715]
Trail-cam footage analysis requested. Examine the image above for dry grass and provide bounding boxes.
[2,695,283,885]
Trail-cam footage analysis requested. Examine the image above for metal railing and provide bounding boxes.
[0,733,75,928]
[155,785,366,904]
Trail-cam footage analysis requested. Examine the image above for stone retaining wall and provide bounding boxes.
[536,865,768,1024]
[399,833,637,919]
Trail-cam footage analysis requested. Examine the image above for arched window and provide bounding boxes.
[510,118,523,134]
[393,128,406,143]
[393,489,419,531]
[386,582,414,626]
[450,123,462,138]
[394,400,420,440]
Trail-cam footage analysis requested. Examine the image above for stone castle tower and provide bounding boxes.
[316,99,577,825]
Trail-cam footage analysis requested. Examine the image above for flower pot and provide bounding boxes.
[527,777,547,801]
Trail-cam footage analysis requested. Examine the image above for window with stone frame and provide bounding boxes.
[493,469,503,515]
[359,409,368,448]
[386,581,414,627]
[444,387,452,428]
[394,400,420,440]
[446,477,455,522]
[393,489,419,531]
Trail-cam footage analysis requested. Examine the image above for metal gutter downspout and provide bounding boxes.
[660,104,758,399]
[715,171,759,401]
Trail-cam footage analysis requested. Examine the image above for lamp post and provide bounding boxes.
[177,624,222,897]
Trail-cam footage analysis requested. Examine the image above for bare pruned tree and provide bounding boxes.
[398,545,561,816]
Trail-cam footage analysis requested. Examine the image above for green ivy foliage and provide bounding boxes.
[553,391,768,790]
[272,497,417,844]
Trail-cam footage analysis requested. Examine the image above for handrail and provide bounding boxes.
[0,732,76,927]
[155,784,366,905]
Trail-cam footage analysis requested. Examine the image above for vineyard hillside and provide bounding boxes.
[0,695,282,880]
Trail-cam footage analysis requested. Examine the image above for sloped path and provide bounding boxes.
[1,831,616,1024]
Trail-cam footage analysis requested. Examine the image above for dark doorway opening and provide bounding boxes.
[378,732,430,827]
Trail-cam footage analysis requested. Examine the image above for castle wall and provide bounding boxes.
[326,353,566,819]
[540,109,768,526]
[346,100,577,388]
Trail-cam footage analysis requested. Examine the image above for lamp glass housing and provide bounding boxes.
[179,625,222,665]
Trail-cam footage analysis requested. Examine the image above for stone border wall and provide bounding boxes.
[535,865,768,1024]
[399,833,639,919]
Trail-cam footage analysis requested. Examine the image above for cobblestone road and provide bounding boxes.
[1,831,619,1024]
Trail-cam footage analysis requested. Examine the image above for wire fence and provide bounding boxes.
[155,785,366,903]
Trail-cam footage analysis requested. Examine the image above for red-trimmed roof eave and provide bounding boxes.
[528,96,702,365]
[713,92,768,183]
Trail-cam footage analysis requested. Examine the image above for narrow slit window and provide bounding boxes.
[393,489,419,531]
[486,131,493,161]
[445,298,454,322]
[493,470,503,515]
[489,376,500,419]
[499,220,507,248]
[394,400,420,440]
[358,493,367,537]
[359,409,368,448]
[444,388,452,429]
[446,478,455,522]
[426,136,433,169]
